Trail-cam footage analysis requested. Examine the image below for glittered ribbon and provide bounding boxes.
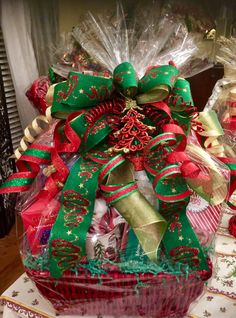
[217,156,236,209]
[51,62,183,118]
[143,131,210,273]
[49,156,101,278]
[0,144,52,193]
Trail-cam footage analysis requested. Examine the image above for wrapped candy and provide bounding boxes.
[0,4,232,317]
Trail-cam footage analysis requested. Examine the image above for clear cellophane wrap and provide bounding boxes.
[203,36,236,210]
[2,3,233,317]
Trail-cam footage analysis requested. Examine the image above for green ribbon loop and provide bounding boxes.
[113,62,138,98]
[168,78,194,111]
[52,73,113,118]
[137,65,179,104]
[51,62,184,118]
[70,113,111,152]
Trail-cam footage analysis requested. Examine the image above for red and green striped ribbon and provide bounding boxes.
[20,144,51,161]
[0,174,35,193]
[103,183,138,204]
[0,144,52,194]
[99,155,139,204]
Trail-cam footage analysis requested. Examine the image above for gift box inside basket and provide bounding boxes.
[1,4,235,318]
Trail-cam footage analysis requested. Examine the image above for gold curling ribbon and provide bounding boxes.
[186,144,228,205]
[13,85,56,160]
[107,160,167,261]
[45,84,56,108]
[196,110,225,157]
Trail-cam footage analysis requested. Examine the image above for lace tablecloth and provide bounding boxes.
[1,204,235,318]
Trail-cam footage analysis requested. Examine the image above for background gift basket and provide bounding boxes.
[1,2,234,317]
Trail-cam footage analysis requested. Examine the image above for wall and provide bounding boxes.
[58,0,117,33]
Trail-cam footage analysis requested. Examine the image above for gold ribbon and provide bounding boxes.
[13,85,56,160]
[196,110,225,157]
[186,144,228,205]
[13,107,53,159]
[107,160,167,261]
[136,84,169,105]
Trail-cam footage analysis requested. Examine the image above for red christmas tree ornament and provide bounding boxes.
[108,99,156,154]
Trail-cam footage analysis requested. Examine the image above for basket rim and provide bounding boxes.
[25,266,210,282]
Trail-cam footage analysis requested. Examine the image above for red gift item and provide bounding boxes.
[26,76,50,114]
[21,192,60,254]
[222,117,236,131]
[222,88,236,131]
[228,215,236,238]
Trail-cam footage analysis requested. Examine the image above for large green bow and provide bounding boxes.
[52,62,193,118]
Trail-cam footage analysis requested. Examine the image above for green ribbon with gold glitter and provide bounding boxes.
[51,62,192,118]
[49,156,101,278]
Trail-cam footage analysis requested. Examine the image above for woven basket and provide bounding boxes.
[27,268,206,317]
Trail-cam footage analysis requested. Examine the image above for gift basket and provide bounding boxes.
[0,3,233,317]
[204,36,236,231]
[205,36,236,157]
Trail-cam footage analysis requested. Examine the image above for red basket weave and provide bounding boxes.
[27,269,205,317]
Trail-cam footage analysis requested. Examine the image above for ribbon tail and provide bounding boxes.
[162,207,211,276]
[114,190,167,262]
[48,156,100,278]
[144,134,211,275]
[101,157,167,262]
